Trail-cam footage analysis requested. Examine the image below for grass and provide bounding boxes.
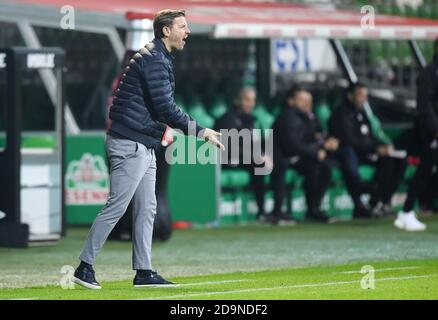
[1,215,438,299]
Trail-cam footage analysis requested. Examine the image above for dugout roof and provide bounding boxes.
[2,0,438,40]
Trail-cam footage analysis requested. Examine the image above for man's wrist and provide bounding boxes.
[196,125,206,137]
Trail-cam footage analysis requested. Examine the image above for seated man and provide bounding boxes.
[329,82,406,218]
[271,87,339,223]
[214,86,270,222]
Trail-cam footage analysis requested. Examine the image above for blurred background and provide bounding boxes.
[0,0,438,247]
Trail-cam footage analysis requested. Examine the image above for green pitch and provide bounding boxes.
[1,216,438,299]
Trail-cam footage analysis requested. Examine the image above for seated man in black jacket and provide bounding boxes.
[214,87,271,222]
[329,82,406,218]
[271,87,339,223]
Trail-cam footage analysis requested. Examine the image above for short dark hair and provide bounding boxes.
[153,9,186,39]
[347,82,367,94]
[285,86,307,100]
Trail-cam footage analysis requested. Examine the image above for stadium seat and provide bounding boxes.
[253,104,275,130]
[209,98,228,119]
[359,165,375,182]
[225,169,251,188]
[331,168,344,186]
[365,107,392,145]
[271,104,281,118]
[221,169,250,220]
[314,101,331,132]
[187,100,215,128]
[404,165,417,180]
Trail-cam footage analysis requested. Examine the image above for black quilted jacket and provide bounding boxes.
[109,38,204,149]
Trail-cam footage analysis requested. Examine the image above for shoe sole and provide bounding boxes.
[394,220,426,232]
[405,225,427,232]
[72,276,102,290]
[134,283,180,288]
[394,219,405,230]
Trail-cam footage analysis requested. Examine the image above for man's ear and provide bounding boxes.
[162,26,171,37]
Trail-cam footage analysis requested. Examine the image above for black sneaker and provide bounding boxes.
[73,265,101,290]
[134,271,178,288]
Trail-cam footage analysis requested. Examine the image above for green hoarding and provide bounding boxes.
[65,131,218,225]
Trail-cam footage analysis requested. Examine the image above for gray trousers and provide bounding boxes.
[79,134,157,270]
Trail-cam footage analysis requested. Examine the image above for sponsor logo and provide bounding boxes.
[65,153,109,205]
[27,53,55,68]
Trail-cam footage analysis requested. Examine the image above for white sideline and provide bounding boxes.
[179,279,250,287]
[335,266,421,274]
[141,274,431,300]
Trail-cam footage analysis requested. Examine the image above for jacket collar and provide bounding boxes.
[345,98,363,114]
[152,38,175,62]
[287,105,308,118]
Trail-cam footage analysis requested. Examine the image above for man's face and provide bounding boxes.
[238,89,257,114]
[289,91,312,113]
[349,87,368,110]
[166,16,190,51]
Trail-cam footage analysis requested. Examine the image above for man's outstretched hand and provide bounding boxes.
[201,128,225,150]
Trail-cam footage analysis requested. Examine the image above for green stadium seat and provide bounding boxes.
[331,168,343,185]
[359,165,375,182]
[209,98,228,119]
[221,169,250,220]
[221,169,251,189]
[365,107,392,145]
[271,104,281,118]
[187,100,214,128]
[314,101,331,132]
[226,170,251,188]
[253,104,275,130]
[404,165,416,180]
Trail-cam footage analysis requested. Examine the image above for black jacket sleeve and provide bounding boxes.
[281,116,320,159]
[417,66,438,138]
[143,60,204,136]
[331,109,379,154]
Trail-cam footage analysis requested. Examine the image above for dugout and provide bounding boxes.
[0,47,65,247]
[1,1,438,225]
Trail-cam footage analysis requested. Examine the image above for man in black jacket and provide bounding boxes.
[394,40,438,231]
[271,87,339,223]
[329,82,406,219]
[214,87,271,222]
[73,10,224,290]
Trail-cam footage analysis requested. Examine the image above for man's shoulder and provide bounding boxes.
[275,108,302,127]
[136,42,167,65]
